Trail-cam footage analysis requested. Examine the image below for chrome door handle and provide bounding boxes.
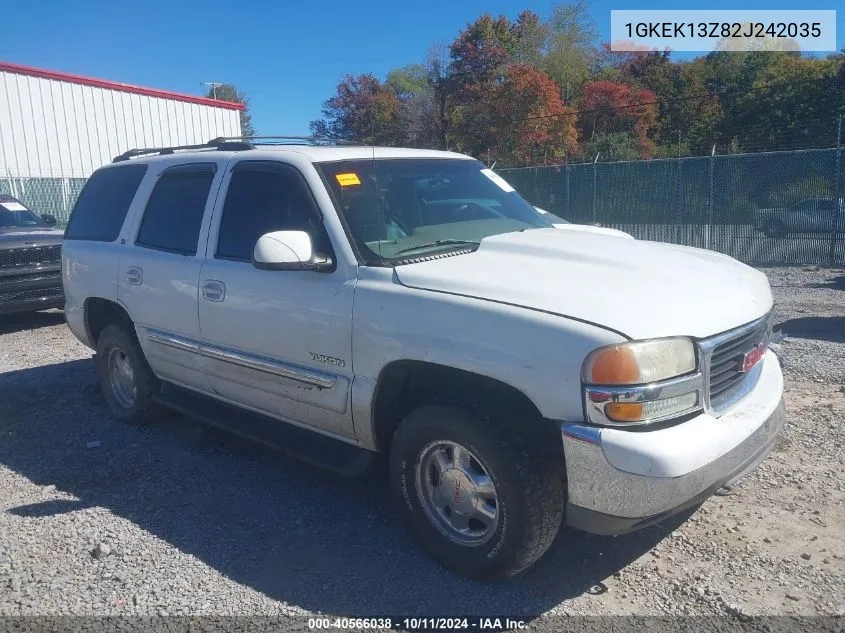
[200,280,226,302]
[126,266,142,285]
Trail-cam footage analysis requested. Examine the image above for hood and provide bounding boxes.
[394,228,772,340]
[533,207,633,239]
[552,223,634,239]
[0,227,63,249]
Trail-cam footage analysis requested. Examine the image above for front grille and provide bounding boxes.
[0,285,63,304]
[0,245,62,270]
[0,270,61,283]
[705,317,769,407]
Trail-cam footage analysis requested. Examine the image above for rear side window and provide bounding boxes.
[65,164,147,241]
[135,165,216,256]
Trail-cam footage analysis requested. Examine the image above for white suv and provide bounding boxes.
[62,138,785,579]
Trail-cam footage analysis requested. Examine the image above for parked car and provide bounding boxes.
[0,194,63,315]
[754,197,845,237]
[62,138,784,579]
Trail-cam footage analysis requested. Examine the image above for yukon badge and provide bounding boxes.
[309,352,346,368]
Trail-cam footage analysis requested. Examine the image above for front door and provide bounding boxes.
[197,160,356,440]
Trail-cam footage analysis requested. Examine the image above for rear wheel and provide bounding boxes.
[390,404,565,579]
[95,324,159,423]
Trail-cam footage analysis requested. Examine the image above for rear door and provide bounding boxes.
[118,161,224,392]
[62,163,149,345]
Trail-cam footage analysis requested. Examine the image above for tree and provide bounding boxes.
[448,14,518,157]
[580,132,639,162]
[511,10,548,67]
[578,80,658,157]
[310,5,844,162]
[309,74,402,144]
[543,0,599,103]
[732,54,844,151]
[385,61,445,149]
[449,13,515,84]
[205,84,255,137]
[489,64,579,165]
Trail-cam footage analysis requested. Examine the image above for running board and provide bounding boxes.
[154,383,375,477]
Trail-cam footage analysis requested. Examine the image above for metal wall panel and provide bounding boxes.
[0,69,241,179]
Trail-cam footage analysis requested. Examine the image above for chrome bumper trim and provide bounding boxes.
[562,397,785,520]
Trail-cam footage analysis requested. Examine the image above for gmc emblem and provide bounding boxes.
[741,342,767,373]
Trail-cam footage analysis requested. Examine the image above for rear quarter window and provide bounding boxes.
[65,164,148,241]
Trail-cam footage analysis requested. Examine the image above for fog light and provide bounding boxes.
[605,392,698,423]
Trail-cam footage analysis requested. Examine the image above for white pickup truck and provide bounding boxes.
[62,138,784,579]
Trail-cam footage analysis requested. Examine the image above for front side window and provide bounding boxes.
[216,163,329,262]
[136,165,215,255]
[316,158,551,265]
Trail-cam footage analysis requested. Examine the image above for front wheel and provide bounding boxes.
[389,404,565,579]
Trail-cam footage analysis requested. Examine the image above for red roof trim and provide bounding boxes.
[0,61,245,110]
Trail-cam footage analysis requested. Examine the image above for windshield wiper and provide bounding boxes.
[393,239,481,256]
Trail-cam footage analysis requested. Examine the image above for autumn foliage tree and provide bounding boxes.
[446,13,580,165]
[309,4,844,165]
[578,81,658,157]
[309,74,401,145]
[489,65,579,165]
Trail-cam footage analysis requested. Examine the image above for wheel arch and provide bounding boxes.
[370,360,560,455]
[84,297,135,346]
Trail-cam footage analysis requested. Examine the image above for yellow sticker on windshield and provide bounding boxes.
[336,173,361,187]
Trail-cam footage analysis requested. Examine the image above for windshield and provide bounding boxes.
[317,158,552,264]
[0,198,45,229]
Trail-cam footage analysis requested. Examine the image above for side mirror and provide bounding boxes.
[41,214,58,227]
[252,230,334,272]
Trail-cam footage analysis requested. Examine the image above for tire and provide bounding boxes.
[762,220,785,237]
[95,324,159,424]
[390,403,565,580]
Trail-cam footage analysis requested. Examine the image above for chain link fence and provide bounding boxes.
[499,146,845,266]
[0,173,87,227]
[3,143,843,267]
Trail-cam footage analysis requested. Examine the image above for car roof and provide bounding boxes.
[106,144,475,168]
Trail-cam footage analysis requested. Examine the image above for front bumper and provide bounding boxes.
[562,351,784,535]
[0,267,64,315]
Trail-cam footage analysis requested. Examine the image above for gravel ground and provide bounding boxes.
[0,266,843,628]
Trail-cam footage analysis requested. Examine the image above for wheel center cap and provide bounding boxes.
[441,468,476,514]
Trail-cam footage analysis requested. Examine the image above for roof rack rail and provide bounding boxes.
[112,135,361,162]
[210,135,364,146]
[112,138,254,162]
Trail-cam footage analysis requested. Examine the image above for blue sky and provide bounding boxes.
[2,0,841,135]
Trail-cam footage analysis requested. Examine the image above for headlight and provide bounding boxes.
[582,338,696,385]
[582,338,702,427]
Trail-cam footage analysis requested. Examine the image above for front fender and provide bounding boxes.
[350,267,624,450]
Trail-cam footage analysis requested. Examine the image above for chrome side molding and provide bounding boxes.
[146,329,337,390]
